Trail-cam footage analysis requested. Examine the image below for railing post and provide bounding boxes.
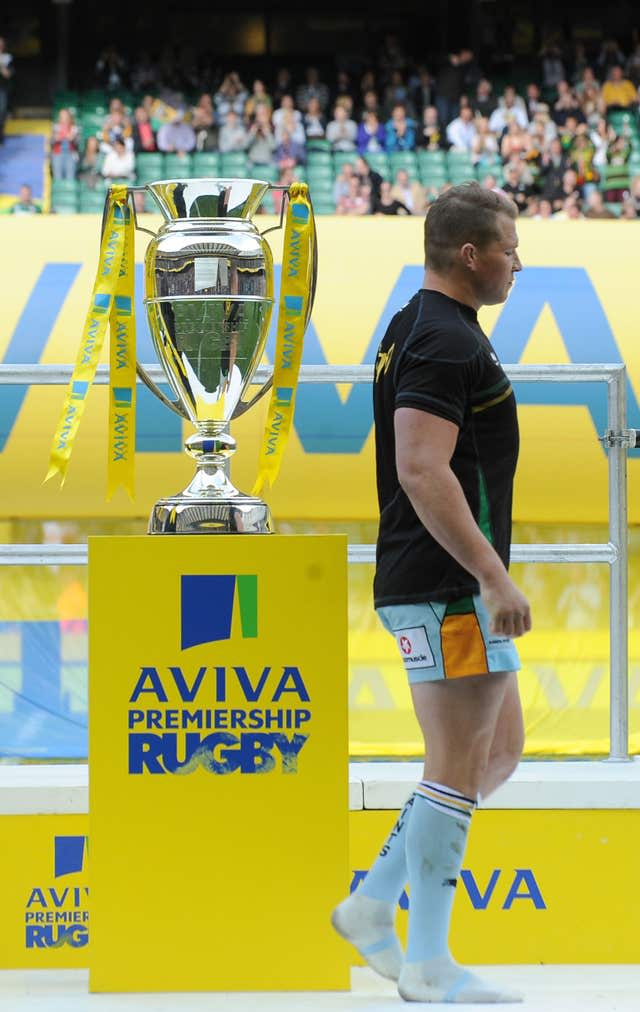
[607,367,630,761]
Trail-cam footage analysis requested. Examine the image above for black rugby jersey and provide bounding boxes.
[373,289,519,606]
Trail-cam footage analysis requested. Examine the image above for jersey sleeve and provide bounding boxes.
[394,345,480,428]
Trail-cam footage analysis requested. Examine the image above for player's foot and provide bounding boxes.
[398,955,523,1003]
[331,892,403,981]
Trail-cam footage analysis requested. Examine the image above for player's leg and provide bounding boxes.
[399,671,522,1003]
[480,672,525,800]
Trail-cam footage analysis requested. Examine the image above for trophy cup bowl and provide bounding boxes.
[138,178,282,534]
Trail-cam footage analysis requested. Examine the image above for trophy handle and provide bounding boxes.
[136,360,189,419]
[231,374,273,419]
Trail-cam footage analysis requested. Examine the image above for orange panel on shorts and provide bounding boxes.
[441,612,489,679]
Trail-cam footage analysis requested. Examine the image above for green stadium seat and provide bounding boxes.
[220,152,249,177]
[261,191,276,214]
[365,153,391,179]
[52,195,79,214]
[419,166,448,187]
[306,165,335,184]
[254,164,280,183]
[389,151,419,180]
[79,190,108,213]
[417,149,446,168]
[333,151,359,173]
[306,151,333,169]
[51,178,79,195]
[312,198,336,214]
[162,154,193,178]
[79,113,105,139]
[135,153,164,183]
[192,152,221,176]
[306,138,331,154]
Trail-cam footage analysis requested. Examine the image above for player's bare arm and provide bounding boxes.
[394,406,531,638]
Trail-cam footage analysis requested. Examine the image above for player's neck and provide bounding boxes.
[422,269,480,312]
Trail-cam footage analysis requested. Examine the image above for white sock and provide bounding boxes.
[331,892,403,981]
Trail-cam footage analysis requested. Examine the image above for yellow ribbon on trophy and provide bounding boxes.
[45,185,137,500]
[252,182,316,497]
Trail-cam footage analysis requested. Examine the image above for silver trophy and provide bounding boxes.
[122,178,315,534]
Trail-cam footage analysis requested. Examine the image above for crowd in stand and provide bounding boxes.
[37,35,640,217]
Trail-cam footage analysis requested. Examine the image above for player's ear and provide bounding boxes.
[460,242,477,270]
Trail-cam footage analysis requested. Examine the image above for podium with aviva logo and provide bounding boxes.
[88,535,349,992]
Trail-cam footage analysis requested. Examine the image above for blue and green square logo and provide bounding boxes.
[180,575,258,649]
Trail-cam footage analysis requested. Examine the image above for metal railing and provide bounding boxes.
[0,362,632,760]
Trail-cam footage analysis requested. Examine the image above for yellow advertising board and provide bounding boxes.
[0,216,639,524]
[88,534,349,992]
[2,807,640,970]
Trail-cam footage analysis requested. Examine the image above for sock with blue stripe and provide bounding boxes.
[399,780,522,1004]
[331,793,414,981]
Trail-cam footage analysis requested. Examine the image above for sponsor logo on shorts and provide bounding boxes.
[394,626,435,670]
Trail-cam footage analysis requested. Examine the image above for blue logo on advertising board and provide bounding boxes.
[25,836,89,949]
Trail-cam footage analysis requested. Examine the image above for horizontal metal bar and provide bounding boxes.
[0,542,617,566]
[0,363,627,386]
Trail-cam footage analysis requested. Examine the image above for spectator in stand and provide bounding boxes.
[591,116,617,169]
[244,79,272,125]
[601,64,638,111]
[528,105,557,145]
[629,174,640,212]
[390,167,427,214]
[273,105,305,147]
[551,81,584,126]
[272,96,305,144]
[383,70,416,119]
[272,166,295,215]
[130,50,158,95]
[620,198,638,219]
[95,46,127,91]
[326,103,358,152]
[190,93,217,151]
[554,194,583,219]
[385,103,416,152]
[354,154,383,203]
[157,111,196,154]
[303,96,326,141]
[536,198,554,219]
[357,111,386,153]
[540,137,573,208]
[471,116,499,165]
[214,72,248,123]
[417,105,447,149]
[101,100,133,150]
[359,70,377,107]
[603,132,631,200]
[274,128,306,171]
[296,67,330,114]
[570,128,599,195]
[131,106,157,153]
[246,106,277,167]
[575,66,601,96]
[273,67,294,108]
[218,109,249,153]
[558,167,584,208]
[50,108,80,180]
[373,178,410,214]
[584,190,616,218]
[501,162,532,211]
[489,87,528,135]
[336,175,370,215]
[473,78,497,120]
[446,104,477,151]
[500,121,532,163]
[10,184,41,214]
[361,89,381,119]
[0,37,14,145]
[333,162,355,203]
[579,85,602,128]
[434,52,465,127]
[409,65,434,119]
[101,137,135,181]
[333,69,355,110]
[77,136,102,188]
[626,42,640,87]
[525,82,545,120]
[540,37,566,90]
[597,39,626,77]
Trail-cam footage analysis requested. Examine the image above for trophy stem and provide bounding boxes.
[148,420,273,534]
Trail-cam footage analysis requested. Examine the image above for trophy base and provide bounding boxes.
[149,497,272,534]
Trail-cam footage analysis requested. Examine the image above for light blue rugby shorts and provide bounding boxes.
[377,593,521,684]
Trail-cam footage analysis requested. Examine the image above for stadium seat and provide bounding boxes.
[192,152,221,176]
[51,194,79,214]
[312,197,336,214]
[417,149,446,169]
[333,151,359,173]
[220,152,249,177]
[79,190,108,213]
[306,151,333,169]
[306,165,335,184]
[254,164,280,183]
[163,154,193,178]
[135,153,164,182]
[389,151,419,179]
[365,152,391,179]
[51,178,79,195]
[419,166,448,188]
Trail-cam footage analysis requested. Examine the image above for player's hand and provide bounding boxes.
[479,573,532,638]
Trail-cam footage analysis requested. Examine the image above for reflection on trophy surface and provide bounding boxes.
[135,177,307,534]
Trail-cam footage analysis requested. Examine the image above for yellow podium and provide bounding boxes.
[88,534,349,992]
